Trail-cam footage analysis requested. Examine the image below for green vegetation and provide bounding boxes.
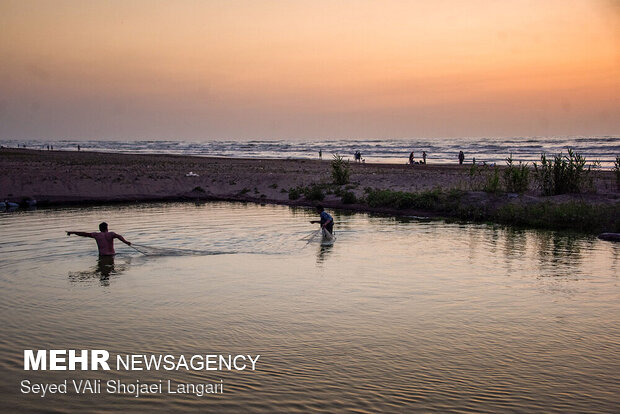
[192,186,205,193]
[288,187,301,200]
[302,184,325,201]
[365,188,445,210]
[331,154,350,185]
[238,188,250,195]
[288,184,325,201]
[533,149,591,195]
[469,149,594,196]
[483,167,501,193]
[503,155,530,193]
[341,191,357,204]
[361,187,618,234]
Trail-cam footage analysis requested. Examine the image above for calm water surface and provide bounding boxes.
[1,202,619,413]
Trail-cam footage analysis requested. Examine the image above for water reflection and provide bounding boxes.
[1,202,619,413]
[316,244,334,264]
[503,228,527,258]
[68,256,131,286]
[534,232,586,279]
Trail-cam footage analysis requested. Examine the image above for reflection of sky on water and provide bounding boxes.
[0,202,618,413]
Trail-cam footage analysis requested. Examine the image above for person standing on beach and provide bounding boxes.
[310,205,334,235]
[422,151,427,164]
[67,222,131,256]
[409,151,414,164]
[319,149,322,159]
[458,151,465,165]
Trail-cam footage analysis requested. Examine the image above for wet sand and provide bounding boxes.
[1,148,618,216]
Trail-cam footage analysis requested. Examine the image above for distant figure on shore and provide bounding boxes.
[409,151,414,164]
[318,149,322,159]
[472,157,476,165]
[77,145,81,151]
[354,151,362,163]
[67,222,131,256]
[310,205,334,236]
[422,151,427,164]
[458,151,465,165]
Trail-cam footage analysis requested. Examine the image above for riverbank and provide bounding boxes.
[1,148,618,233]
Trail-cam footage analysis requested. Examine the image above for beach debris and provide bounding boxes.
[598,233,620,242]
[1,200,19,211]
[22,198,37,208]
[185,171,200,177]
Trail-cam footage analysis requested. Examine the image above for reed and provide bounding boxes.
[331,154,350,185]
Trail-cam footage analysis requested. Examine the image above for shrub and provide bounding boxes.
[288,187,301,200]
[365,188,441,210]
[331,154,350,185]
[484,167,501,193]
[503,154,530,193]
[303,184,325,201]
[341,191,357,204]
[533,149,590,195]
[468,163,482,189]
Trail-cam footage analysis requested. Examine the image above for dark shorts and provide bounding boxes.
[325,222,334,235]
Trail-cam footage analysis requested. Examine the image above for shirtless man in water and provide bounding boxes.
[67,222,131,256]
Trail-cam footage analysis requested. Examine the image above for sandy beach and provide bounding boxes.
[1,148,619,224]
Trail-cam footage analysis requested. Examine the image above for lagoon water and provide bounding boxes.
[1,202,619,412]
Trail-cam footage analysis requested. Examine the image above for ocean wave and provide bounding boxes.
[2,136,618,168]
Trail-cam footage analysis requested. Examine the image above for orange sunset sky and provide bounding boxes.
[0,0,618,140]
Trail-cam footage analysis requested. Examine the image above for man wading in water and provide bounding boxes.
[310,205,334,236]
[67,222,131,256]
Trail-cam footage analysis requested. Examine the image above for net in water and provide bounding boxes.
[130,243,232,257]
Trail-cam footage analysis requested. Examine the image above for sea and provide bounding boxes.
[1,136,618,168]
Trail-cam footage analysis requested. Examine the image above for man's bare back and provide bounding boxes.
[67,222,131,256]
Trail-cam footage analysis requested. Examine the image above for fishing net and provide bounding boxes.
[300,228,335,246]
[130,243,231,257]
[321,228,335,241]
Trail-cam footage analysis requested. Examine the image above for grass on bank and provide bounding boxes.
[469,149,603,196]
[363,187,618,233]
[286,181,618,233]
